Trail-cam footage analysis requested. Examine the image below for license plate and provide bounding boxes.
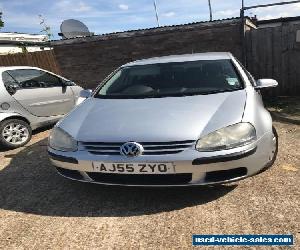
[92,162,175,174]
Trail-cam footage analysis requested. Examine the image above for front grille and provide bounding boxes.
[86,173,192,185]
[80,140,195,156]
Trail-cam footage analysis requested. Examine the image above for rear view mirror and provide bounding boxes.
[79,89,93,98]
[255,79,278,89]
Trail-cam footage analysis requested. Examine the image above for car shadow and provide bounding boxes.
[0,138,237,217]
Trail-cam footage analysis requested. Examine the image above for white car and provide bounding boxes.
[0,66,83,148]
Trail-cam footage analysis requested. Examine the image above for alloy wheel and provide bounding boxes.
[2,122,30,145]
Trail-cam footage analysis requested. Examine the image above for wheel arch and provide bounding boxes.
[0,114,31,126]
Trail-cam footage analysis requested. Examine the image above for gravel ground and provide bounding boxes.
[0,121,299,249]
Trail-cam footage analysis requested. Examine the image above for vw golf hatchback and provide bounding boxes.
[48,52,278,186]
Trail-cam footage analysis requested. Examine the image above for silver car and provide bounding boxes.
[48,52,278,186]
[0,66,83,148]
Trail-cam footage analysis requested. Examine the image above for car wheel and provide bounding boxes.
[0,119,32,149]
[259,126,278,173]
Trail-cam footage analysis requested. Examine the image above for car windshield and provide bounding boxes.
[95,59,243,98]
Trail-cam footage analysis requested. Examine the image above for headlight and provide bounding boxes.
[49,127,77,152]
[196,123,256,151]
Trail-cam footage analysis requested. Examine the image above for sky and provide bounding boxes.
[0,0,300,39]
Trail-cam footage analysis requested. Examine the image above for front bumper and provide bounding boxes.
[48,133,274,186]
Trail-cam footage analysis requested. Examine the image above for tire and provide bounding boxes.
[0,119,32,149]
[259,126,278,173]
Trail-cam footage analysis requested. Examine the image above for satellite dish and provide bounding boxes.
[59,19,92,39]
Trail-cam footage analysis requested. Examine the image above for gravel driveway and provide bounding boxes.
[0,121,299,249]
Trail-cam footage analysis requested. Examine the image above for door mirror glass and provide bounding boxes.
[255,79,278,89]
[79,89,92,98]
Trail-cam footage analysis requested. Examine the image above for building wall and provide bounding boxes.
[52,19,244,89]
[0,45,51,55]
[0,32,49,55]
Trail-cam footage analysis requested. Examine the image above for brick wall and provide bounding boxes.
[52,18,244,89]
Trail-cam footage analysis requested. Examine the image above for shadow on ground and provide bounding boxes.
[266,96,300,125]
[0,138,237,217]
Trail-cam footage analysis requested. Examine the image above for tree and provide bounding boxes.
[38,14,53,40]
[0,12,4,29]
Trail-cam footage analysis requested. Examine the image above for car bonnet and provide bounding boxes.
[58,90,247,142]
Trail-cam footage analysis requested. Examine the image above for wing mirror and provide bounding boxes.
[255,79,278,89]
[79,89,93,98]
[62,80,75,87]
[76,89,93,106]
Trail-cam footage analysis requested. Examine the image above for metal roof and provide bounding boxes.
[257,15,300,25]
[51,17,246,45]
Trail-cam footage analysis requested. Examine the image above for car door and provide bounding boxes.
[4,69,75,117]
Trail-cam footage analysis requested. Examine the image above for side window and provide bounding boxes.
[2,72,19,88]
[36,71,62,87]
[2,72,20,95]
[7,69,62,89]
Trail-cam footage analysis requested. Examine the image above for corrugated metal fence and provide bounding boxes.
[0,49,61,75]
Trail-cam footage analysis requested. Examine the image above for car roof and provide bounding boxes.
[124,52,234,67]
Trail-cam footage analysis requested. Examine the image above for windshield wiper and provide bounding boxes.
[192,89,240,95]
